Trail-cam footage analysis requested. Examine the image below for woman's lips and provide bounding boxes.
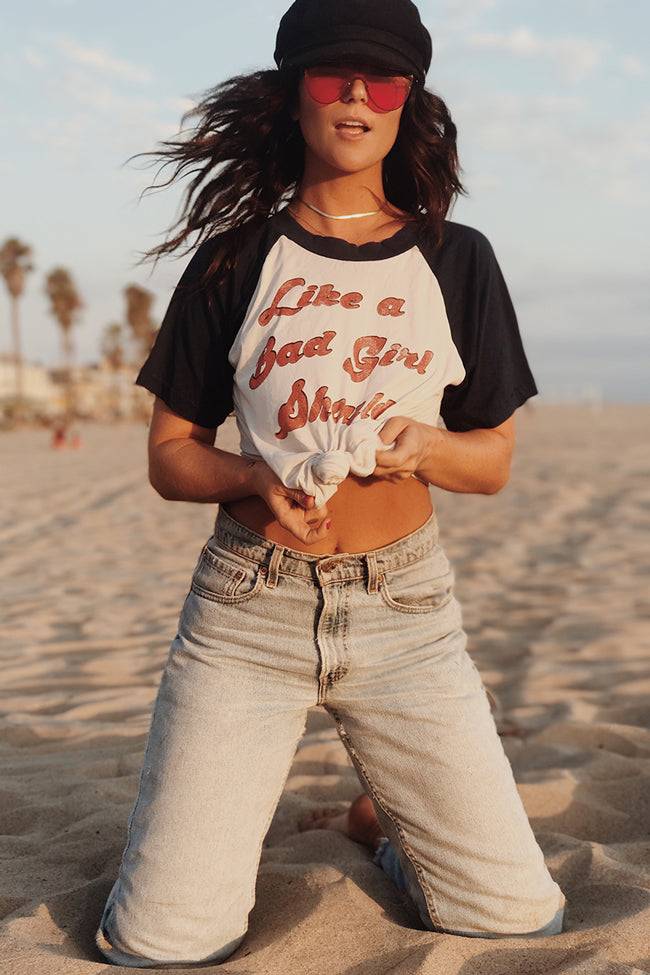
[334,118,371,136]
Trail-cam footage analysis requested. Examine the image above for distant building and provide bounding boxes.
[0,354,64,417]
[67,362,151,420]
[0,355,150,422]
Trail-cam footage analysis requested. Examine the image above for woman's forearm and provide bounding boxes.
[375,415,516,495]
[146,398,269,504]
[148,437,263,504]
[417,425,513,494]
[146,399,331,545]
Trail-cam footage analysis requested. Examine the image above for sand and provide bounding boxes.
[1,403,649,975]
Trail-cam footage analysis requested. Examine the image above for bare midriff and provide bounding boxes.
[224,474,433,555]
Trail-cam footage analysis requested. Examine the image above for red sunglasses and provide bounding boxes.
[304,66,414,114]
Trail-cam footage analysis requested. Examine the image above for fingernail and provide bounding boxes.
[326,521,332,530]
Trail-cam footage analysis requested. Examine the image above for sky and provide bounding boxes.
[1,0,648,402]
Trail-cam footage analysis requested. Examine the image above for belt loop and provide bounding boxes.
[366,552,379,595]
[266,544,285,589]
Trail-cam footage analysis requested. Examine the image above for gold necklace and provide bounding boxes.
[298,198,381,220]
[290,204,403,247]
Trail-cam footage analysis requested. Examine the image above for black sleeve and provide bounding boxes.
[136,239,236,429]
[428,224,537,432]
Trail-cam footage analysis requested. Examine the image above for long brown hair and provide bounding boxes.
[139,67,464,278]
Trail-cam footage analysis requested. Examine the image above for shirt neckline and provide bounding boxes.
[272,208,418,262]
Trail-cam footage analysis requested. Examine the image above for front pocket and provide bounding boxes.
[190,544,263,604]
[379,554,454,614]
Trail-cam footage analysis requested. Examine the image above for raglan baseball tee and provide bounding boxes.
[137,210,536,506]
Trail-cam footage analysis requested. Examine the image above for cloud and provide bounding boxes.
[455,89,650,206]
[437,0,499,34]
[53,35,152,85]
[29,58,196,170]
[621,55,648,79]
[18,33,190,168]
[24,48,47,71]
[457,89,584,151]
[32,114,95,167]
[466,27,604,83]
[53,66,153,116]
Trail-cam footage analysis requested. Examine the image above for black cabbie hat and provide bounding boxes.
[274,0,433,83]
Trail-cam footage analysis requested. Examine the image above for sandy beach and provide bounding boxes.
[1,403,649,975]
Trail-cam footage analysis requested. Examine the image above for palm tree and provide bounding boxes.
[101,322,126,371]
[101,322,127,418]
[44,268,83,417]
[0,237,34,420]
[124,284,156,361]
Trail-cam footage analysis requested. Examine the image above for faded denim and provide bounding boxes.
[97,509,564,966]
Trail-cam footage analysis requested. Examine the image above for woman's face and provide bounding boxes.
[295,64,406,183]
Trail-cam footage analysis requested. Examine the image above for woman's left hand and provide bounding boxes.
[373,413,516,495]
[373,416,434,483]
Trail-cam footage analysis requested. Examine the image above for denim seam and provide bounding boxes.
[378,578,455,616]
[116,686,167,893]
[199,545,247,587]
[195,548,246,597]
[315,579,352,703]
[329,709,443,930]
[215,538,437,582]
[366,553,379,595]
[190,570,265,605]
[266,544,285,588]
[249,715,310,909]
[217,548,436,577]
[214,535,269,567]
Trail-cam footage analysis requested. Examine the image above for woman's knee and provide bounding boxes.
[96,887,247,968]
[96,927,245,968]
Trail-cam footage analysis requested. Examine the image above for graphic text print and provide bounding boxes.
[276,380,396,440]
[249,331,336,390]
[344,335,434,382]
[258,277,405,326]
[249,330,434,391]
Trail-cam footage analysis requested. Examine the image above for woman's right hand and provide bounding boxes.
[147,399,331,545]
[252,461,331,545]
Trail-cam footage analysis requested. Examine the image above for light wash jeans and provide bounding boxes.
[97,510,564,966]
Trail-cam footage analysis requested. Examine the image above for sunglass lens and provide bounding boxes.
[304,69,412,112]
[304,71,345,104]
[367,76,412,112]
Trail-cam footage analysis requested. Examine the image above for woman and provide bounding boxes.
[96,0,564,965]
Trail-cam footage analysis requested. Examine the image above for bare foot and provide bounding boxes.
[299,794,385,852]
